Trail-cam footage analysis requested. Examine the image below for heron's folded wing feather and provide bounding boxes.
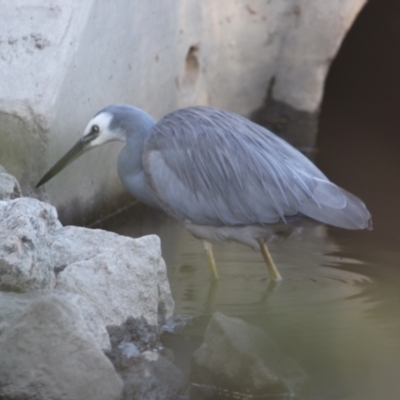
[299,183,371,229]
[143,107,371,229]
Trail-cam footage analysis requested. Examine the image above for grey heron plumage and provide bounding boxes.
[36,104,372,280]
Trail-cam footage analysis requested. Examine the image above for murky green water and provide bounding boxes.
[95,201,400,400]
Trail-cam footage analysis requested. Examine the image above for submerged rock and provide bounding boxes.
[106,315,189,400]
[109,347,186,400]
[107,315,159,352]
[161,313,194,334]
[0,294,123,400]
[191,312,307,399]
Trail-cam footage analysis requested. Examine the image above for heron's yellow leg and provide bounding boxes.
[258,239,282,281]
[202,240,220,280]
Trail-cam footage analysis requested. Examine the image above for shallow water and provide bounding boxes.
[95,200,400,400]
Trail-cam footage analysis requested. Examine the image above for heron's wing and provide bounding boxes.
[143,107,371,229]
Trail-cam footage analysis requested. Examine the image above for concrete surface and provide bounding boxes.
[0,0,366,223]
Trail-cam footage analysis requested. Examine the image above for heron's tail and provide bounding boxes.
[298,179,372,230]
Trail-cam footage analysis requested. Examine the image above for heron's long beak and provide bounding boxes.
[35,134,94,188]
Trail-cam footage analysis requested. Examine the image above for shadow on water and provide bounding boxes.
[93,0,400,397]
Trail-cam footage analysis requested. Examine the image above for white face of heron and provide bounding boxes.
[83,112,123,147]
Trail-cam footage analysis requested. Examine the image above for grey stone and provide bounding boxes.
[118,342,141,359]
[0,290,110,350]
[161,314,194,334]
[111,349,186,400]
[156,257,175,325]
[0,196,173,348]
[51,227,174,325]
[0,167,21,200]
[0,196,173,327]
[106,316,187,400]
[191,312,307,398]
[0,198,61,291]
[56,234,174,328]
[50,225,133,268]
[58,291,111,350]
[0,294,123,400]
[107,316,158,353]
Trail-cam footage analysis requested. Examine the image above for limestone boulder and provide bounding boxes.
[0,165,21,200]
[0,198,61,291]
[0,197,174,326]
[0,290,110,351]
[56,234,174,328]
[0,294,123,400]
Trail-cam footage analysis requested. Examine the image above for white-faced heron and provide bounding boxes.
[36,105,372,280]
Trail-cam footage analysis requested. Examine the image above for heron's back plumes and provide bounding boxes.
[145,106,372,231]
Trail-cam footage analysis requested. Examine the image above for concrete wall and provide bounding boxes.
[0,0,366,224]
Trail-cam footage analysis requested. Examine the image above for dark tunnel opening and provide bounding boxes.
[317,0,400,249]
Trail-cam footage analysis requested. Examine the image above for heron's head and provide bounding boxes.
[82,111,117,147]
[35,107,126,188]
[35,104,156,188]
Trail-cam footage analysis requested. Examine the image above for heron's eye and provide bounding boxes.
[91,125,100,134]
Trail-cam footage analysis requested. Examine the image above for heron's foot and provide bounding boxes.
[258,239,282,281]
[202,240,220,280]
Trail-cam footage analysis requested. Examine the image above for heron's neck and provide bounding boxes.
[117,109,160,208]
[119,109,155,174]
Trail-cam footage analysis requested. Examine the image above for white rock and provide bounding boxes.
[50,225,132,268]
[0,198,61,291]
[51,227,175,324]
[0,196,174,326]
[0,294,123,400]
[56,234,174,328]
[157,257,175,324]
[0,169,21,200]
[57,291,111,350]
[0,194,174,354]
[0,290,110,351]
